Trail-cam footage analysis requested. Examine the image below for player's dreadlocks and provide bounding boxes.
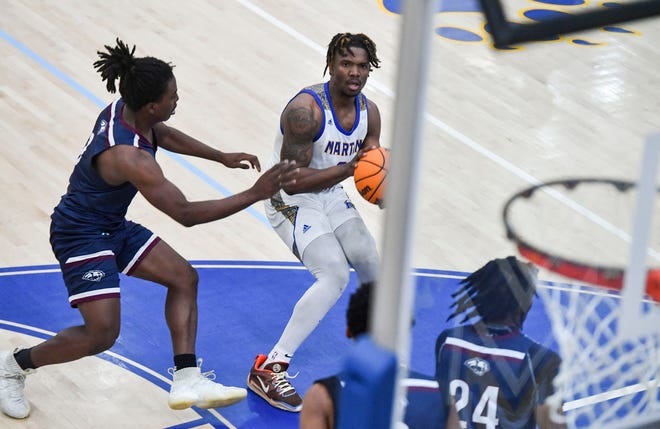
[324,32,381,76]
[347,282,373,337]
[447,256,538,330]
[93,38,175,112]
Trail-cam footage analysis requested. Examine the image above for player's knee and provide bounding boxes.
[93,333,118,354]
[174,263,198,293]
[86,326,119,355]
[328,254,350,278]
[324,260,351,293]
[183,264,199,288]
[353,252,379,272]
[337,270,350,292]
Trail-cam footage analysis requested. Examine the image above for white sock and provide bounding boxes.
[264,349,292,367]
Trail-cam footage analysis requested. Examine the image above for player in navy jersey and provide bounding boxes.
[0,38,298,419]
[247,32,383,412]
[435,257,567,429]
[300,282,461,429]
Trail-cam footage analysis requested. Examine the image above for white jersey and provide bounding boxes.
[264,82,369,249]
[267,81,369,184]
[266,81,369,207]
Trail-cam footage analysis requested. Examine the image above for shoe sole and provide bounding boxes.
[169,391,247,410]
[1,408,30,419]
[0,399,31,418]
[196,392,247,409]
[247,376,302,413]
[168,399,196,410]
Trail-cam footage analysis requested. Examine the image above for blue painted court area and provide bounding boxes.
[0,261,558,428]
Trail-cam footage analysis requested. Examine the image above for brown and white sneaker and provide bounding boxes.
[247,354,302,412]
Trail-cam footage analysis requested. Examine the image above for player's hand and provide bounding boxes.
[251,160,298,199]
[219,152,262,171]
[353,145,378,163]
[346,145,379,175]
[351,146,378,166]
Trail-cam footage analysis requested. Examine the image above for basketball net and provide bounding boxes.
[505,134,660,429]
[538,281,659,429]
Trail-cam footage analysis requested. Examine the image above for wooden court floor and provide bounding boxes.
[1,0,659,428]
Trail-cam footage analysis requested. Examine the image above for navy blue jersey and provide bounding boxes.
[51,99,157,234]
[435,325,560,429]
[316,371,449,429]
[402,373,448,429]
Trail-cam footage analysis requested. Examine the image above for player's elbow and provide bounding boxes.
[178,217,197,228]
[171,207,199,228]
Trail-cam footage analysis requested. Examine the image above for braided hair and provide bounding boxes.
[93,38,174,111]
[447,256,538,330]
[324,32,380,76]
[347,282,373,337]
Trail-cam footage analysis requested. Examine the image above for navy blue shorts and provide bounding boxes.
[50,220,160,308]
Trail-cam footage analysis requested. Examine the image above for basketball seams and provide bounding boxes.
[360,160,384,169]
[354,165,384,180]
[367,176,386,203]
[353,147,389,204]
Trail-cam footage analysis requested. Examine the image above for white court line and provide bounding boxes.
[412,272,465,280]
[194,264,308,270]
[0,268,61,276]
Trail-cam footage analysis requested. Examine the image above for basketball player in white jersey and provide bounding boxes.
[247,32,383,412]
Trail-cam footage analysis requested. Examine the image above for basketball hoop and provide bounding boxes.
[502,178,660,302]
[502,175,660,428]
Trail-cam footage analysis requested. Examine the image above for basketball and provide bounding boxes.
[354,147,389,205]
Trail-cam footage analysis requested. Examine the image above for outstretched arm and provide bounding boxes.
[95,145,296,227]
[154,122,261,171]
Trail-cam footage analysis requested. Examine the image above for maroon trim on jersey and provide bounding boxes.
[69,291,121,308]
[124,236,162,276]
[117,103,156,150]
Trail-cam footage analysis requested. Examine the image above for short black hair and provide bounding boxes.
[346,282,373,337]
[447,256,538,329]
[93,38,175,111]
[324,32,380,77]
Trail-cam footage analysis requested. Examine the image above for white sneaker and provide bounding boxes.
[168,359,247,410]
[0,350,32,419]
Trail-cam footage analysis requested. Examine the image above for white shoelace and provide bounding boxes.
[271,370,298,395]
[195,358,218,382]
[168,358,220,384]
[0,373,26,399]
